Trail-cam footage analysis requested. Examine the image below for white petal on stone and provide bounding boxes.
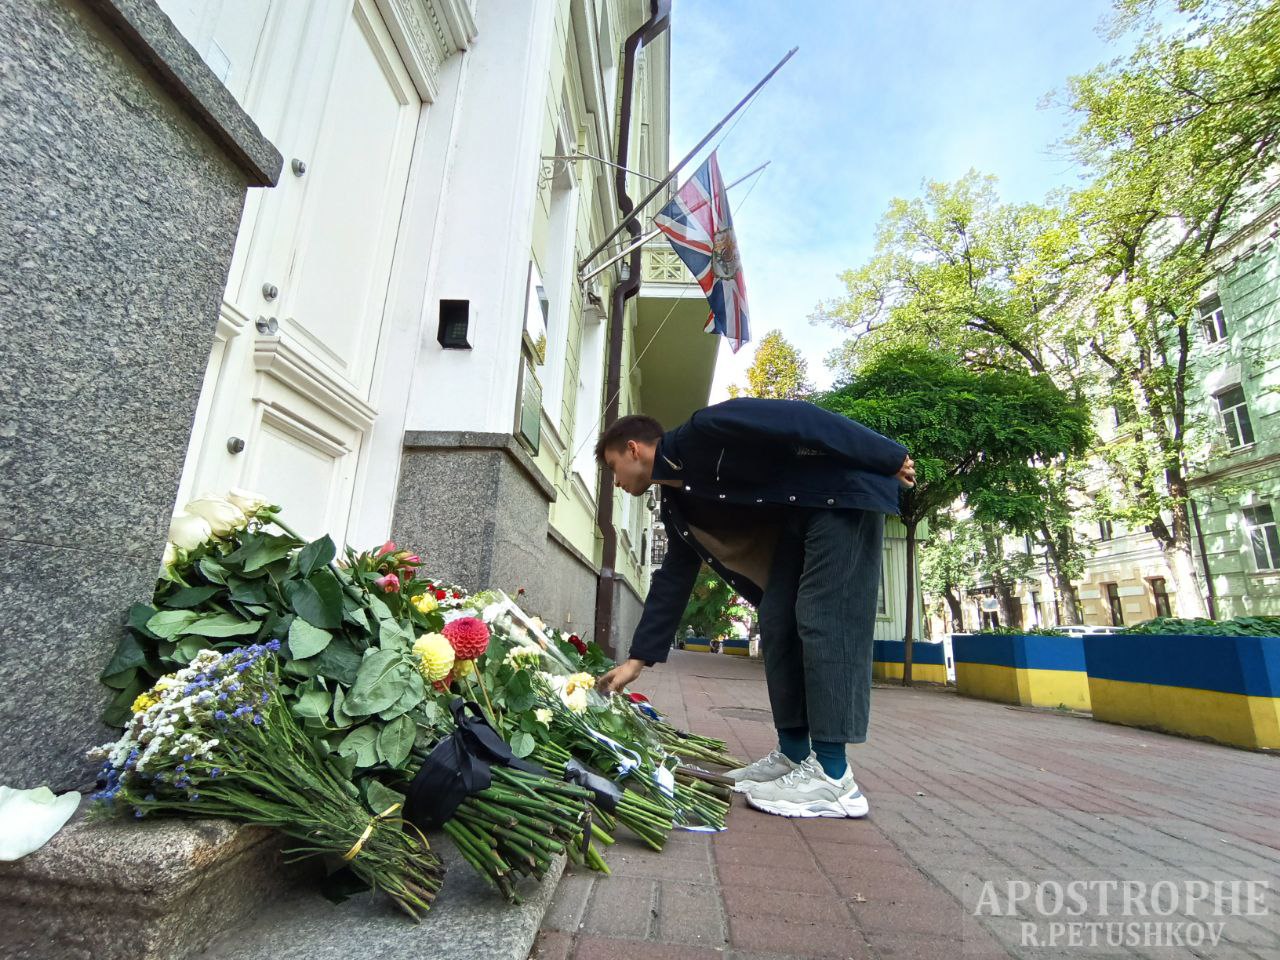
[0,786,81,860]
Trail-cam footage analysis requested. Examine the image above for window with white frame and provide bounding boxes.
[571,304,606,490]
[876,559,888,616]
[1243,504,1279,571]
[1198,298,1228,344]
[538,121,579,430]
[1215,385,1256,449]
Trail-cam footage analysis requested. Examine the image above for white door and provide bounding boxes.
[174,0,422,542]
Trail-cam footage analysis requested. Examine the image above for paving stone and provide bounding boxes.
[721,886,852,924]
[726,915,871,959]
[542,871,596,933]
[580,876,656,940]
[573,936,725,960]
[655,880,728,947]
[719,863,837,896]
[529,930,574,960]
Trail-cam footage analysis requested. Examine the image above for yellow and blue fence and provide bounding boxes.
[952,634,1091,711]
[1082,633,1280,750]
[872,640,948,684]
[720,637,751,656]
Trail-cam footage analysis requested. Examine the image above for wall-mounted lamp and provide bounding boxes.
[438,299,471,349]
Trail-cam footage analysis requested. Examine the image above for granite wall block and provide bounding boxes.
[0,0,279,786]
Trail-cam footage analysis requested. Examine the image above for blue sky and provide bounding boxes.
[664,0,1121,399]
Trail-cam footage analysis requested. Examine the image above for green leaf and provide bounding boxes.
[364,779,406,815]
[287,571,343,629]
[376,714,416,768]
[103,682,143,727]
[331,686,354,729]
[344,650,411,716]
[366,594,394,622]
[509,731,535,759]
[183,613,261,638]
[234,532,301,573]
[289,619,332,659]
[504,670,536,714]
[283,655,320,679]
[199,558,230,584]
[298,535,337,579]
[174,635,208,663]
[100,633,149,682]
[228,578,270,605]
[337,725,380,768]
[378,618,412,650]
[125,603,161,639]
[343,606,372,634]
[314,637,363,686]
[162,585,223,609]
[376,669,425,721]
[293,686,334,719]
[146,609,200,639]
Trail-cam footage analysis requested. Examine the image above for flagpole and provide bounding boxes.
[578,161,771,285]
[576,46,797,275]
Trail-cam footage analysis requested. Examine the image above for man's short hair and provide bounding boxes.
[595,414,664,463]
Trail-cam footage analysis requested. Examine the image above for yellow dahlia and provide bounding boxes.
[453,658,475,679]
[411,593,438,615]
[412,633,455,682]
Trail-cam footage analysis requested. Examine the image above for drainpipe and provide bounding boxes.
[593,0,670,658]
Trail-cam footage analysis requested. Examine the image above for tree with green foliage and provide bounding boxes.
[818,173,1097,616]
[1052,0,1280,616]
[678,566,751,643]
[919,519,981,631]
[727,329,813,400]
[820,347,1091,683]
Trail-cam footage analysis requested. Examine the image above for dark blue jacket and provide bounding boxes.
[628,398,908,665]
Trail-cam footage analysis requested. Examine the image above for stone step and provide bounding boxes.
[0,806,310,960]
[193,837,566,960]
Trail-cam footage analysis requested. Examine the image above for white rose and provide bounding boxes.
[168,511,213,552]
[161,542,178,568]
[226,487,269,517]
[184,495,247,537]
[534,708,552,726]
[560,684,588,714]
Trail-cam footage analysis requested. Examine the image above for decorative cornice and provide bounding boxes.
[377,0,476,103]
[402,431,558,503]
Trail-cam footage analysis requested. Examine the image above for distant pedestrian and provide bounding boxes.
[596,398,914,818]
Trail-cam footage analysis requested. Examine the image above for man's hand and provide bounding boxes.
[597,657,646,694]
[896,455,916,488]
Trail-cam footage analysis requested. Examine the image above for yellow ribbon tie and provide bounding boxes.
[343,802,402,861]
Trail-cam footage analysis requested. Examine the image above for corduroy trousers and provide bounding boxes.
[757,507,885,744]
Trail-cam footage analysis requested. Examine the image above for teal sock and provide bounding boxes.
[813,740,848,780]
[776,726,810,764]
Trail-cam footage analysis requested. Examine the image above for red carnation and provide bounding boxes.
[452,591,462,599]
[443,616,489,660]
[567,634,588,655]
[435,589,447,600]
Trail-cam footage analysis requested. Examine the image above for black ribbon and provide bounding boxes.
[562,758,623,814]
[404,699,546,831]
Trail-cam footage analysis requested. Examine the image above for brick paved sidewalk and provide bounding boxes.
[532,651,1280,960]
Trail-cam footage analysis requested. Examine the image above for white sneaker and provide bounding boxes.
[725,750,810,794]
[744,757,869,819]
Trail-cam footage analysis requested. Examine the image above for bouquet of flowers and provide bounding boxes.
[96,492,741,908]
[89,642,443,919]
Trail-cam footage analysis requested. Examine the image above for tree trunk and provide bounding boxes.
[902,521,917,686]
[943,586,964,632]
[983,530,1023,629]
[1167,479,1210,619]
[1040,522,1080,625]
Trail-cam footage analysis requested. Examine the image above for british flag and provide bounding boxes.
[653,151,751,353]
